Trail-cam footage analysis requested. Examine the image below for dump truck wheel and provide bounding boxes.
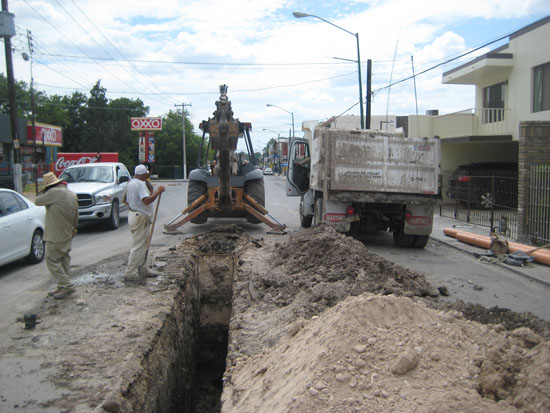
[188,181,207,224]
[299,199,312,228]
[245,179,265,224]
[393,223,415,247]
[412,235,429,248]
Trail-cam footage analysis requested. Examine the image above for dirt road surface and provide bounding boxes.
[0,177,549,412]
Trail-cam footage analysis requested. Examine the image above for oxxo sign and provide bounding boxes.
[130,117,162,131]
[26,122,63,146]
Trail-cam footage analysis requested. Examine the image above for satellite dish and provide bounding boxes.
[22,52,29,61]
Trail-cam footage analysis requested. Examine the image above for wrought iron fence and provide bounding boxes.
[528,164,550,245]
[440,168,519,239]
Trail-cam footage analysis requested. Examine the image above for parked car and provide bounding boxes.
[263,167,273,175]
[59,162,131,230]
[0,188,45,266]
[446,162,518,209]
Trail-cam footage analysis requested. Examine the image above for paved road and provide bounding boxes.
[1,175,548,332]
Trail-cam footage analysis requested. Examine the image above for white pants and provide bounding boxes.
[124,212,150,278]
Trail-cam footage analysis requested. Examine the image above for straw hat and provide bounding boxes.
[43,172,62,188]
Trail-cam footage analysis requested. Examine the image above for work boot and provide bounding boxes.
[138,267,162,278]
[124,276,146,286]
[53,287,75,300]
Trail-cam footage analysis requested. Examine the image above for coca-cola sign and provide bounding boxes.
[26,122,63,146]
[131,117,162,131]
[54,153,119,176]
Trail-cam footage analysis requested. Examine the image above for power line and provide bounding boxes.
[21,0,169,108]
[373,31,513,94]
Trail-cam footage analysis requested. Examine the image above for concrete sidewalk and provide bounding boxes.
[431,215,550,288]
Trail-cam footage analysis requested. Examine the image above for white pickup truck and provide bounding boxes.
[59,162,131,230]
[286,126,441,248]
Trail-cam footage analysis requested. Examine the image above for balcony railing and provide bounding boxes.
[410,108,512,138]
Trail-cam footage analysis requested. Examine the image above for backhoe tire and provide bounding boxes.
[245,179,265,224]
[187,180,207,224]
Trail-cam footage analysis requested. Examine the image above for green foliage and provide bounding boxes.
[0,76,210,172]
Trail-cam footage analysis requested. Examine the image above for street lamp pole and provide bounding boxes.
[293,11,364,129]
[174,102,192,180]
[266,104,294,138]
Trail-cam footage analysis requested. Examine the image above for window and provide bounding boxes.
[0,192,27,216]
[533,62,550,113]
[482,82,506,123]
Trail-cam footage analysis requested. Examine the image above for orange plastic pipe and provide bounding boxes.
[443,228,550,266]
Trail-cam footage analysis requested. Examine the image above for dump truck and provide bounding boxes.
[164,85,285,232]
[286,124,441,248]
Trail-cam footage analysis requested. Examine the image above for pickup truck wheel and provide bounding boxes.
[412,235,429,248]
[188,181,207,224]
[393,225,414,247]
[478,190,495,209]
[245,179,265,224]
[313,198,323,226]
[26,229,45,264]
[299,199,313,228]
[106,200,120,230]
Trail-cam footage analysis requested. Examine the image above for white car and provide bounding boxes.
[0,188,46,267]
[263,167,274,175]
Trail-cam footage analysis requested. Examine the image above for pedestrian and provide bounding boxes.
[35,172,79,299]
[124,164,165,284]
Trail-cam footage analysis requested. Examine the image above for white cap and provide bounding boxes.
[135,164,148,175]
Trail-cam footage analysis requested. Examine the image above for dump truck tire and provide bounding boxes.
[245,179,265,224]
[188,180,208,224]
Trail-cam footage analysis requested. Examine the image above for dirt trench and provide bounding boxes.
[3,224,550,412]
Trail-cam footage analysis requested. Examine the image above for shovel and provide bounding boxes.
[139,192,162,272]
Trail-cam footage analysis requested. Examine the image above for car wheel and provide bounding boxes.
[479,191,495,209]
[188,180,208,224]
[106,200,120,230]
[26,229,45,264]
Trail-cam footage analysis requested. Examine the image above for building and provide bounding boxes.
[409,15,550,174]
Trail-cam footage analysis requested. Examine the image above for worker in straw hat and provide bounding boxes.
[35,172,79,299]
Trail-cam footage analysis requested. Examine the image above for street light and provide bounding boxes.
[293,11,364,129]
[266,104,294,138]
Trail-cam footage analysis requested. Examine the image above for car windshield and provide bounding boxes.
[60,166,113,183]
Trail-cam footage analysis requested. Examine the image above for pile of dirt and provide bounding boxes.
[223,224,550,412]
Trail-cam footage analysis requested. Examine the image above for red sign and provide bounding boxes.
[26,122,63,147]
[55,152,119,176]
[131,117,162,131]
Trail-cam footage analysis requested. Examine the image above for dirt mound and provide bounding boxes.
[223,293,550,412]
[224,224,550,412]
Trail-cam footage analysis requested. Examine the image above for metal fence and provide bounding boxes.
[440,168,519,239]
[528,164,550,245]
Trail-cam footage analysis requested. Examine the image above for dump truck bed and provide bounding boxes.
[310,128,440,196]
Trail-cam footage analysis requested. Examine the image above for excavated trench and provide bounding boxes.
[129,228,242,413]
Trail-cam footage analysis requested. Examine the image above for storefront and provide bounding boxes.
[24,121,63,182]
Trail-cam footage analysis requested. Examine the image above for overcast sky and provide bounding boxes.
[2,0,549,152]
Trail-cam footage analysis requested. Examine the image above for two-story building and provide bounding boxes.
[410,15,549,243]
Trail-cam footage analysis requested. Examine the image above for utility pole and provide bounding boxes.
[174,103,191,180]
[24,30,38,193]
[1,0,21,192]
[366,59,372,130]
